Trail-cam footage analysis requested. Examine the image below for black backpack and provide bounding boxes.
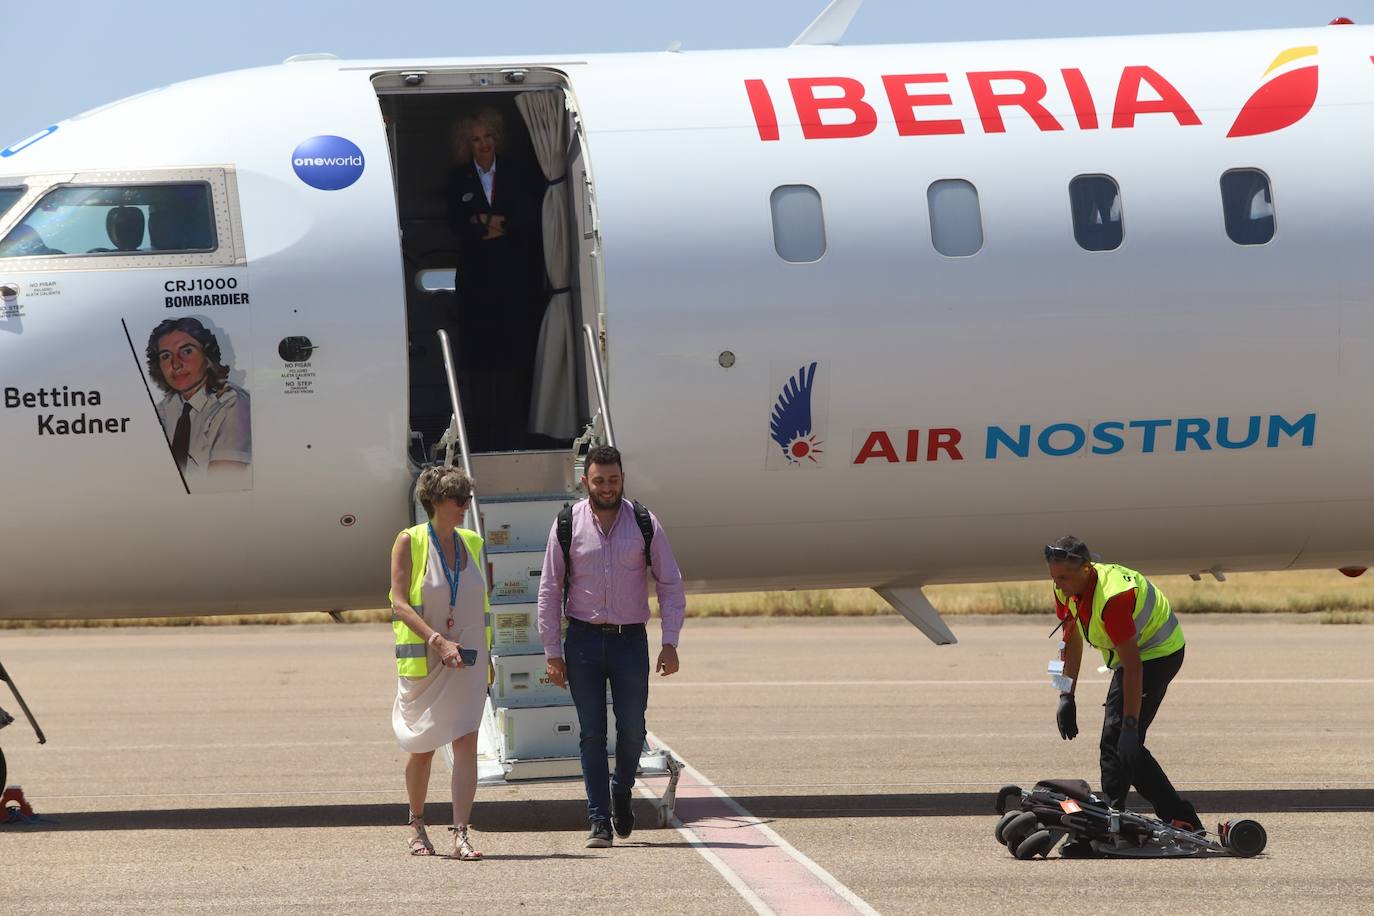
[557,500,653,611]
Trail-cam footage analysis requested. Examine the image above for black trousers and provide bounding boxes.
[1100,647,1201,826]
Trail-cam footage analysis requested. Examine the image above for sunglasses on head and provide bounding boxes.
[1044,544,1088,563]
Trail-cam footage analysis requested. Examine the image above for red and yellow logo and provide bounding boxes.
[1227,46,1319,138]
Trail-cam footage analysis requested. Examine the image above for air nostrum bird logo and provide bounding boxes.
[1227,46,1319,138]
[769,362,823,466]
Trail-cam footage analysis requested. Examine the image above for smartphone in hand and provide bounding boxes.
[459,647,479,667]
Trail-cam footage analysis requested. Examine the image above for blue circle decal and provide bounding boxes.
[291,135,365,190]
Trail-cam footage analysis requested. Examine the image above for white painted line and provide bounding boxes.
[29,788,403,801]
[632,789,776,916]
[656,679,1048,688]
[658,677,1374,688]
[654,729,1372,742]
[18,740,393,752]
[652,779,1374,790]
[643,730,879,916]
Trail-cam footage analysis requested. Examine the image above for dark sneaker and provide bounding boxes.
[586,820,613,848]
[612,792,635,839]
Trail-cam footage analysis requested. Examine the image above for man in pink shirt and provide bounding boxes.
[537,445,686,848]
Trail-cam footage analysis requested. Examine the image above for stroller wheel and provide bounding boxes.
[1015,829,1057,860]
[994,811,1021,845]
[1003,812,1041,855]
[1222,819,1267,857]
[995,785,1022,815]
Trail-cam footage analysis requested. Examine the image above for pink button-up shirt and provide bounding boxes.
[536,498,686,659]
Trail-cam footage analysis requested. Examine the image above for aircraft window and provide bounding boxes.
[417,268,456,292]
[0,183,216,259]
[1068,175,1123,252]
[927,179,983,257]
[770,184,826,263]
[1220,168,1275,245]
[0,186,24,219]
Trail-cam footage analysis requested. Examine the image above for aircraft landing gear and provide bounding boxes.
[0,660,45,745]
[1,657,46,823]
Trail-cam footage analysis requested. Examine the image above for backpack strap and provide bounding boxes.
[557,503,573,611]
[631,499,654,567]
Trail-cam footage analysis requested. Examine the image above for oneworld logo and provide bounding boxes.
[768,361,826,467]
[291,135,365,190]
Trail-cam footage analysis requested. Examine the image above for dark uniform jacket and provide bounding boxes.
[446,155,545,350]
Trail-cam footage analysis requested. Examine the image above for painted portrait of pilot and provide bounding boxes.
[145,317,251,491]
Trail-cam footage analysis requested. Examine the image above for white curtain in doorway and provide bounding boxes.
[517,90,578,440]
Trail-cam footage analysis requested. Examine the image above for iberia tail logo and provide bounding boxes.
[1227,46,1319,138]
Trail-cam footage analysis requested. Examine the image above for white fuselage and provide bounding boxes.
[2,25,1371,619]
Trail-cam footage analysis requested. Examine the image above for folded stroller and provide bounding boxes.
[993,779,1267,859]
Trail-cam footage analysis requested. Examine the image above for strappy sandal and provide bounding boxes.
[448,824,483,860]
[407,814,435,856]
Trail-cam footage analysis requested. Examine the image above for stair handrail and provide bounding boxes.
[581,322,616,448]
[436,328,485,543]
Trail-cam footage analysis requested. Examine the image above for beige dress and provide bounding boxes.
[392,533,488,753]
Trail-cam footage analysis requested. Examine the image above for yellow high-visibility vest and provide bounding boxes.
[1055,562,1185,669]
[389,524,488,678]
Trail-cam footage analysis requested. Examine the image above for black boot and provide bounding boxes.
[612,791,636,839]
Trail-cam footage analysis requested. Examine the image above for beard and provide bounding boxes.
[588,490,622,511]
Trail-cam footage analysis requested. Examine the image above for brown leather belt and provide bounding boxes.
[568,617,646,635]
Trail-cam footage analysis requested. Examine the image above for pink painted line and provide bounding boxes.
[641,734,877,916]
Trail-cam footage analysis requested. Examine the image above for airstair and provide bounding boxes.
[427,327,681,826]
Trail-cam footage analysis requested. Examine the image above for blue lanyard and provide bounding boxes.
[428,523,461,608]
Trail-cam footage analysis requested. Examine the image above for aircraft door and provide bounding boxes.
[373,68,593,457]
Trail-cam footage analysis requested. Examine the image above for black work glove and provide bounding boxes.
[1117,719,1142,770]
[1056,694,1078,740]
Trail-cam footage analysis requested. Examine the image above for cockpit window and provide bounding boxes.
[0,186,24,219]
[0,183,216,259]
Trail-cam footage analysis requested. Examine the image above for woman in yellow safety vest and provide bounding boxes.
[1045,535,1203,851]
[390,465,490,860]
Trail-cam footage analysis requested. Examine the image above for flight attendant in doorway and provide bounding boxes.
[446,107,544,451]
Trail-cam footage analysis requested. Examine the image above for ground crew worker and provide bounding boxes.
[1045,535,1204,838]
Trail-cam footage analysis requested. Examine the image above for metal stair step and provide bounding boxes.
[489,603,544,654]
[480,491,577,505]
[490,650,603,709]
[487,550,544,604]
[494,702,613,761]
[469,450,574,495]
[479,495,576,552]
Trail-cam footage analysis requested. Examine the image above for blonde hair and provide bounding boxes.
[415,466,474,518]
[451,107,505,164]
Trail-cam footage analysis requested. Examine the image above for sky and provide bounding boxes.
[2,0,1362,143]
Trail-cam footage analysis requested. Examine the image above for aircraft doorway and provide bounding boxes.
[374,70,596,461]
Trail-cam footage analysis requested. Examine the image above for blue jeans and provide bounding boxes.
[564,620,649,823]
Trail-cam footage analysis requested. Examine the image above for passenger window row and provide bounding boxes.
[769,168,1276,263]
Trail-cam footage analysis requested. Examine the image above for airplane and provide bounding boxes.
[2,1,1371,668]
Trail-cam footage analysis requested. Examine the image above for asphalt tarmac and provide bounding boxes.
[2,616,1372,914]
